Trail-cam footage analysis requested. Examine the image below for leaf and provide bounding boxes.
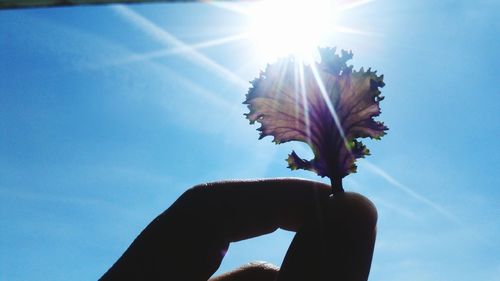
[244,47,387,186]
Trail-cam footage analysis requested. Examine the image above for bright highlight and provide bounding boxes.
[247,0,335,62]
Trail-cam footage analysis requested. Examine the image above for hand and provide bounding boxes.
[100,178,377,281]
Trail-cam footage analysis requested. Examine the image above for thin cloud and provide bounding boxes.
[111,5,248,88]
[147,59,235,110]
[347,178,422,222]
[361,160,461,224]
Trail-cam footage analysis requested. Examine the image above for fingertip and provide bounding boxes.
[327,192,378,229]
[277,191,378,281]
[209,262,279,281]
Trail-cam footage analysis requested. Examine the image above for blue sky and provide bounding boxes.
[0,0,499,280]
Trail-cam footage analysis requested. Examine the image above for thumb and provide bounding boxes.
[277,192,377,281]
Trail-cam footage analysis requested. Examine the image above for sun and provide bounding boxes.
[247,0,336,63]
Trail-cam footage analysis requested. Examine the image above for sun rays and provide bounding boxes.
[104,1,455,220]
[107,0,379,72]
[105,0,382,130]
[111,5,248,88]
[211,0,381,61]
[97,33,248,69]
[245,0,335,63]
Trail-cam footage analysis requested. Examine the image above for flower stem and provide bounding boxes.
[330,177,344,195]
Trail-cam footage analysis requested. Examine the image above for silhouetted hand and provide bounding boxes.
[100,178,377,281]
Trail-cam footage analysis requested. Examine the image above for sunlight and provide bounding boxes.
[336,0,375,11]
[298,63,313,143]
[310,63,349,146]
[95,33,247,68]
[112,5,248,87]
[247,0,335,62]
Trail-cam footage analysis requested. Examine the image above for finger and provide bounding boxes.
[277,192,377,281]
[177,178,332,242]
[208,262,279,281]
[101,178,331,281]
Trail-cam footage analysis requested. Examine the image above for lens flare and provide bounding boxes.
[247,0,335,62]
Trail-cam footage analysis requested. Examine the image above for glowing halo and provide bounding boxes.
[246,0,336,62]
